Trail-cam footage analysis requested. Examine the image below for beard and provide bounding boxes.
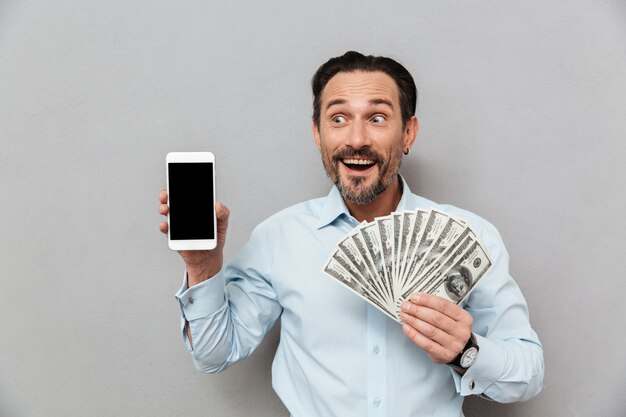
[321,145,403,205]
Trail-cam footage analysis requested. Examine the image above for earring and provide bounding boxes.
[404,149,410,155]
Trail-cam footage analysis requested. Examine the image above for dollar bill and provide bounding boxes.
[406,217,468,295]
[397,209,430,286]
[403,209,450,289]
[375,215,395,298]
[323,256,397,321]
[399,233,475,306]
[323,208,493,322]
[395,210,416,291]
[426,239,492,303]
[336,234,387,305]
[349,229,391,305]
[358,222,394,303]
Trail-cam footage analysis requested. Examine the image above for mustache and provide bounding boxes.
[331,147,383,162]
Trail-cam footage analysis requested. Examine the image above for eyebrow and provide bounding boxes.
[369,98,394,108]
[325,98,346,110]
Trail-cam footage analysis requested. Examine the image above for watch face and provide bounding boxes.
[460,347,478,368]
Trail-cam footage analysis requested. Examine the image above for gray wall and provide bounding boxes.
[1,1,625,416]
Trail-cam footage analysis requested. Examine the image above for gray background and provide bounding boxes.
[1,1,625,416]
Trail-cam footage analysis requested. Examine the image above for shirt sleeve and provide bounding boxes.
[450,220,545,403]
[174,224,283,373]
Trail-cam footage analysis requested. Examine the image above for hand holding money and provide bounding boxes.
[400,292,473,364]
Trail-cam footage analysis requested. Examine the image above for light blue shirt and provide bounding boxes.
[175,178,544,417]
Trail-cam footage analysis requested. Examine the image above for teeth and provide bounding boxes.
[343,158,375,165]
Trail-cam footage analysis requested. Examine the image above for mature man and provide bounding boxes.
[159,51,544,416]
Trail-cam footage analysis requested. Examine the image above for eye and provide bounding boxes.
[370,114,386,124]
[331,115,347,125]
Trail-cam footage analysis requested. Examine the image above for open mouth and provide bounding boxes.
[341,158,376,172]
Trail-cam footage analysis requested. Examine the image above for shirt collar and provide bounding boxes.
[316,175,413,229]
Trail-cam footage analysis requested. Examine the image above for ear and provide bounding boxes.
[312,121,322,150]
[403,116,419,151]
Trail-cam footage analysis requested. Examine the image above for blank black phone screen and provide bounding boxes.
[168,162,215,240]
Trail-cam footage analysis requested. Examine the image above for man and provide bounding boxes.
[158,51,544,416]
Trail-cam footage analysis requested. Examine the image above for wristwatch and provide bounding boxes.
[448,333,479,371]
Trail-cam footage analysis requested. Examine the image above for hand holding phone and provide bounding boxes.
[162,152,227,285]
[159,190,230,285]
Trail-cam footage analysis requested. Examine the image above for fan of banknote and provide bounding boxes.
[322,208,493,323]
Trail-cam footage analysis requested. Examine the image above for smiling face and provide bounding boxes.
[313,71,417,206]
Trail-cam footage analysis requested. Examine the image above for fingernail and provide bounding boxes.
[400,302,409,312]
[411,293,421,303]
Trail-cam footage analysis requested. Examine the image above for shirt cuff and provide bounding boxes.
[451,333,505,397]
[174,270,226,321]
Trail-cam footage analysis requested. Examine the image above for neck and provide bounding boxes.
[344,175,403,223]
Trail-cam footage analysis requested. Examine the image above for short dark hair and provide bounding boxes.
[311,51,417,127]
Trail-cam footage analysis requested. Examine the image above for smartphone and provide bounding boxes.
[166,152,217,251]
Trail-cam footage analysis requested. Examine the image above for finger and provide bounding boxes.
[216,201,230,234]
[159,189,168,204]
[399,306,459,352]
[159,203,169,216]
[216,201,230,222]
[399,304,455,334]
[401,294,473,349]
[401,298,457,335]
[215,201,230,249]
[401,322,454,364]
[401,310,468,364]
[159,221,168,234]
[408,292,468,322]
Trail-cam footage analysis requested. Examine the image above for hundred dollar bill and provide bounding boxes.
[402,209,450,290]
[425,238,492,303]
[359,222,393,304]
[392,212,403,284]
[336,235,376,291]
[345,230,391,305]
[395,210,416,292]
[414,226,476,291]
[397,209,429,285]
[410,217,468,291]
[402,233,476,303]
[322,256,397,321]
[375,215,395,301]
[329,247,387,307]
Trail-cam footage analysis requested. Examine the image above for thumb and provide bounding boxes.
[215,201,230,248]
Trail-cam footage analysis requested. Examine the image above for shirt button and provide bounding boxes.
[469,380,476,390]
[373,345,381,354]
[373,398,382,407]
[188,297,194,304]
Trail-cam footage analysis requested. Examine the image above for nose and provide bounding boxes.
[346,120,371,149]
